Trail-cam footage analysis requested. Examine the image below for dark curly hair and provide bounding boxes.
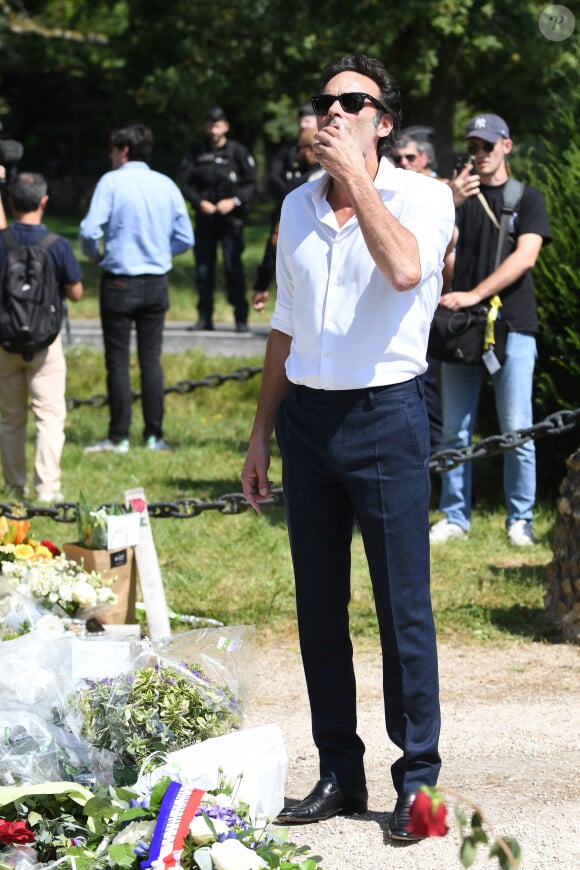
[320,55,402,146]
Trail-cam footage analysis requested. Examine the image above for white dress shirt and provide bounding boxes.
[271,157,454,389]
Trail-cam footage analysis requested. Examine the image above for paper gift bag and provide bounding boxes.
[63,543,137,624]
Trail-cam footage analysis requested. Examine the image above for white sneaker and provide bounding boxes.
[508,520,537,547]
[146,436,172,452]
[37,492,64,504]
[429,518,466,543]
[84,438,130,454]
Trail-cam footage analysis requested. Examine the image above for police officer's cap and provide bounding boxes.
[205,106,228,122]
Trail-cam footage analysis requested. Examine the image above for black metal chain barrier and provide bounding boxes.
[2,408,576,523]
[0,490,285,523]
[65,365,264,410]
[428,407,580,473]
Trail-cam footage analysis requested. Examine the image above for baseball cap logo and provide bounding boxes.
[474,117,487,129]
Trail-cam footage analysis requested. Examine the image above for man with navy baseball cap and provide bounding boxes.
[464,113,510,143]
[430,113,552,548]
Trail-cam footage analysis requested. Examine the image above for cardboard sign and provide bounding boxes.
[106,512,141,550]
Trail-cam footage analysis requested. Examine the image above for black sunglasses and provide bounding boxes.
[311,92,388,116]
[393,153,417,165]
[467,140,495,155]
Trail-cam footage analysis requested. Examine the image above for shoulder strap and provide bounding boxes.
[37,231,60,251]
[495,178,523,269]
[477,179,524,269]
[502,178,524,212]
[0,227,17,251]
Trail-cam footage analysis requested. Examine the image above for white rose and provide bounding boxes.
[210,839,267,870]
[58,582,74,602]
[71,580,97,608]
[188,815,228,845]
[112,819,156,845]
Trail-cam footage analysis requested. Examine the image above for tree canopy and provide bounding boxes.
[0,0,577,175]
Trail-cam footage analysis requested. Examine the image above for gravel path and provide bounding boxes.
[245,638,580,870]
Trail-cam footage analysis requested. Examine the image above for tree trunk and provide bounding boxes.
[544,447,580,644]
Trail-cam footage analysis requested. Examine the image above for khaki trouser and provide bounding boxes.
[0,334,66,497]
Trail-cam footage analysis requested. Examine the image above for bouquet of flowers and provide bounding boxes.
[0,775,322,869]
[73,657,242,783]
[77,492,143,550]
[0,516,57,565]
[2,551,117,619]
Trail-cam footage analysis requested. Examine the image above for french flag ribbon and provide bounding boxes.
[141,781,205,869]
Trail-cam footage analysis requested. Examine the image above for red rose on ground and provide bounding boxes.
[407,789,449,837]
[0,819,35,845]
[40,539,61,556]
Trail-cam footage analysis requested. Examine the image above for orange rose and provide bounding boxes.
[13,520,31,545]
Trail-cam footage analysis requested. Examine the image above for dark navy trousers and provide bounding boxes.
[276,378,441,795]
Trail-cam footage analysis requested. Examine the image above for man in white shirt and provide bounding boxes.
[241,55,454,842]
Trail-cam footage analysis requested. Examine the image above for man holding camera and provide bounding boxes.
[430,114,551,547]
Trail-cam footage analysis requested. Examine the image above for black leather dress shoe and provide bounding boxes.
[188,318,213,331]
[388,792,425,842]
[276,777,368,824]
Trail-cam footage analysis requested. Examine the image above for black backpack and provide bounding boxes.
[0,227,63,360]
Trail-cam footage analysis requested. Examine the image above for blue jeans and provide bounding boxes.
[438,332,537,530]
[100,273,169,442]
[276,378,441,795]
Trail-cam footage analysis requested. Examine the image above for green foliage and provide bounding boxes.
[74,660,241,777]
[1,0,577,178]
[523,105,580,418]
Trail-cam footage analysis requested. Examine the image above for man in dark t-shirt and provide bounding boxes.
[429,114,551,547]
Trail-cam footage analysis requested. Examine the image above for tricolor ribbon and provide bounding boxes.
[141,781,205,869]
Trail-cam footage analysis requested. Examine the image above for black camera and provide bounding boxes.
[0,139,24,166]
[453,154,474,175]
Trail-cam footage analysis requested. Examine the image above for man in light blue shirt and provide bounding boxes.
[80,124,194,454]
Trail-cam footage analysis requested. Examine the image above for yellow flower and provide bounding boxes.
[14,544,35,561]
[32,545,54,562]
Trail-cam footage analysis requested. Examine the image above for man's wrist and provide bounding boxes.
[232,196,242,207]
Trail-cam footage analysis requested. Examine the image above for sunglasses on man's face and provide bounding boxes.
[311,92,388,116]
[467,140,495,155]
[393,153,418,165]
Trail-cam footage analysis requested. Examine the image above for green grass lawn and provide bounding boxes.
[10,208,566,647]
[14,344,559,648]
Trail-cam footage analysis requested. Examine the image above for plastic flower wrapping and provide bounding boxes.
[71,649,242,784]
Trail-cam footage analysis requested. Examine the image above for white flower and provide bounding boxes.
[210,838,267,870]
[112,819,156,845]
[71,580,97,608]
[188,814,229,845]
[3,553,117,616]
[34,614,67,636]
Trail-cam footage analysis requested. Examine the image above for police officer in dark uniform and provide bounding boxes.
[179,107,256,332]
